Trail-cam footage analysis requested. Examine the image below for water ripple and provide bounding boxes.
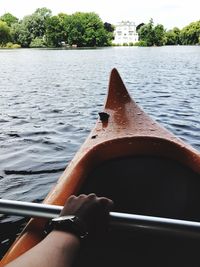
[0,47,199,255]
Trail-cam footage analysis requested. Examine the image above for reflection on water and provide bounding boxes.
[0,46,200,256]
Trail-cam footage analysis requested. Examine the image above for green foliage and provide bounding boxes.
[4,42,13,48]
[165,27,180,45]
[34,7,52,18]
[1,9,199,48]
[9,8,52,47]
[67,12,112,47]
[0,20,11,45]
[5,42,21,48]
[104,22,115,32]
[138,19,154,46]
[45,14,69,47]
[136,23,145,32]
[138,19,199,46]
[11,43,21,48]
[138,19,166,46]
[10,22,20,43]
[30,37,46,48]
[0,13,18,27]
[22,8,52,40]
[180,20,200,45]
[154,24,166,46]
[45,12,113,47]
[11,21,32,47]
[134,40,148,46]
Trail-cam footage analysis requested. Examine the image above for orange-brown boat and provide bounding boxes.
[1,68,200,266]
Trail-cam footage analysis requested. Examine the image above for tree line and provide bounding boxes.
[137,18,200,46]
[0,8,114,48]
[0,9,199,48]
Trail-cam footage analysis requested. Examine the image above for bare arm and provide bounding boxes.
[6,231,80,267]
[6,194,113,267]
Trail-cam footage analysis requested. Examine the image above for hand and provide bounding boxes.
[60,194,114,238]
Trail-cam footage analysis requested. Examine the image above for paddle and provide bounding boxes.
[1,198,200,238]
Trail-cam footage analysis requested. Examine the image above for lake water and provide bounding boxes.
[0,46,200,255]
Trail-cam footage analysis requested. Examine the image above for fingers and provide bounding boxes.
[98,197,114,209]
[60,194,114,237]
[69,193,113,206]
[64,194,113,211]
[62,193,114,216]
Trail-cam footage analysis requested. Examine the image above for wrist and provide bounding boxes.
[48,215,88,241]
[49,230,81,249]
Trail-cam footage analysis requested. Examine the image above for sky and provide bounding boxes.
[0,0,200,30]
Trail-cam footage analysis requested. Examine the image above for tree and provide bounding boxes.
[11,7,52,47]
[104,22,114,32]
[180,20,200,45]
[154,24,166,46]
[0,20,11,45]
[0,13,18,26]
[66,12,85,46]
[136,23,145,32]
[138,19,166,46]
[138,19,155,46]
[165,27,180,45]
[34,7,52,18]
[66,12,113,47]
[10,20,32,47]
[45,14,69,47]
[22,8,52,40]
[46,12,113,47]
[30,37,46,48]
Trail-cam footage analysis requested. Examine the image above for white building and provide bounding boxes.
[113,21,138,45]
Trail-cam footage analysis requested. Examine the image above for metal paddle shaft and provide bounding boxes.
[0,199,62,219]
[1,198,200,238]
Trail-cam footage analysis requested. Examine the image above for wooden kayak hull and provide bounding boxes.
[1,69,200,266]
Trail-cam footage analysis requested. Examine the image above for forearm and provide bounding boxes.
[5,231,80,267]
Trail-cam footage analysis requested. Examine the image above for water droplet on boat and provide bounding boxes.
[149,128,155,131]
[137,112,142,115]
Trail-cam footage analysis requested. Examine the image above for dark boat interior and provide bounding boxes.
[76,156,200,267]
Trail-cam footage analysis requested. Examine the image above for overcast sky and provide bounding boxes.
[0,0,199,30]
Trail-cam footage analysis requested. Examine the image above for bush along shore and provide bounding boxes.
[0,9,199,48]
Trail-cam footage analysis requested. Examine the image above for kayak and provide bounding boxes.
[1,68,200,266]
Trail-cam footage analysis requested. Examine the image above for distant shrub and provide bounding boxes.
[129,42,134,46]
[123,43,128,46]
[30,37,46,48]
[134,40,148,46]
[12,43,21,48]
[112,43,121,46]
[5,42,13,48]
[4,42,21,48]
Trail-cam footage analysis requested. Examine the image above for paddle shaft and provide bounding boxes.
[1,199,200,238]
